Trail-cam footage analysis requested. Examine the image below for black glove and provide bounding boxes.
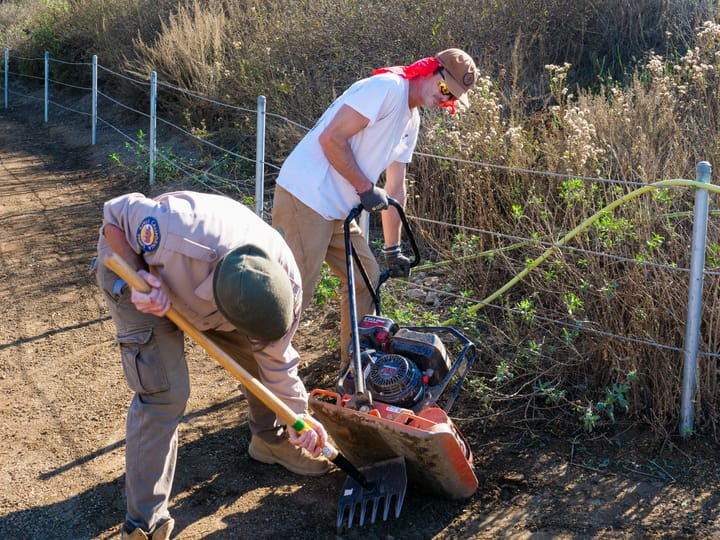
[383,244,411,278]
[358,185,389,212]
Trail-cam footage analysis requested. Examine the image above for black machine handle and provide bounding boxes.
[345,198,421,314]
[343,199,420,408]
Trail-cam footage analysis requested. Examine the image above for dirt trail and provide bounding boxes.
[1,105,720,539]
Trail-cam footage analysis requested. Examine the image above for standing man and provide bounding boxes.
[272,48,477,365]
[96,191,329,540]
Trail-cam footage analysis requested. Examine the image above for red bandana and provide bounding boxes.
[373,57,457,114]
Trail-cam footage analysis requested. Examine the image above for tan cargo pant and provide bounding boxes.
[272,185,379,365]
[96,260,284,533]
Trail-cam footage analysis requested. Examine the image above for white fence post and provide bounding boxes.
[255,95,266,217]
[360,211,370,241]
[44,51,49,122]
[4,49,8,109]
[91,55,97,145]
[679,160,712,438]
[149,71,157,185]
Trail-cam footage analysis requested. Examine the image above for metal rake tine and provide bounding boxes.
[340,496,382,528]
[336,503,347,530]
[394,491,405,518]
[369,497,380,524]
[382,492,404,520]
[383,493,392,521]
[358,500,368,526]
[347,502,357,528]
[337,502,349,529]
[336,457,407,529]
[338,494,364,529]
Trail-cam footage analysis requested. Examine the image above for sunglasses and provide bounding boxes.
[438,69,456,100]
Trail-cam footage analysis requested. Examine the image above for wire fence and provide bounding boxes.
[2,49,718,435]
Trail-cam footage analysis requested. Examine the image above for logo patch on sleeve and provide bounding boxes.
[136,217,161,252]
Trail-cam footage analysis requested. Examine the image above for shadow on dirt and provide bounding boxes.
[1,398,474,540]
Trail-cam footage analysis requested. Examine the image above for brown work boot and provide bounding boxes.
[121,527,149,540]
[151,519,174,540]
[121,519,174,540]
[249,436,329,476]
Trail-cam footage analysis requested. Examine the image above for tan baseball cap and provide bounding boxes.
[435,48,477,107]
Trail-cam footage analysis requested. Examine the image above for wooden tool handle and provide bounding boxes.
[103,252,312,434]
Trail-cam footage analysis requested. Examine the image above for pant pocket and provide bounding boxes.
[117,328,170,394]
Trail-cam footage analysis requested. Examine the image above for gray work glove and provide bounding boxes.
[383,244,411,278]
[358,185,389,212]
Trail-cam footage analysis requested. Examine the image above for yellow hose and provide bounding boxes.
[440,178,720,326]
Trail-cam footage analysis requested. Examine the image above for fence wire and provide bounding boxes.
[1,50,717,366]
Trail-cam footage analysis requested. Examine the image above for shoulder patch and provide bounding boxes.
[136,216,161,253]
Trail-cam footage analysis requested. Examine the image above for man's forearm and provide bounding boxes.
[321,136,373,193]
[317,104,374,194]
[381,161,408,246]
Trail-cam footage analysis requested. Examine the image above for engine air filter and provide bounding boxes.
[367,354,424,408]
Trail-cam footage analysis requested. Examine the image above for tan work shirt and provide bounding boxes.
[97,190,308,413]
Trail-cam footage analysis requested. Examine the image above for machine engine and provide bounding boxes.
[340,315,452,410]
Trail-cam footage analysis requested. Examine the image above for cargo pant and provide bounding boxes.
[271,185,379,365]
[96,262,284,533]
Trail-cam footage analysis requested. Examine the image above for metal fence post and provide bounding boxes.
[91,55,97,145]
[255,95,266,218]
[679,160,712,438]
[360,211,370,241]
[44,51,49,122]
[4,49,8,109]
[149,71,157,185]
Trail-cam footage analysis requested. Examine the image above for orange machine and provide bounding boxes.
[310,200,478,528]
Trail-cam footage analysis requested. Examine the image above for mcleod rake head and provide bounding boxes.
[336,457,407,530]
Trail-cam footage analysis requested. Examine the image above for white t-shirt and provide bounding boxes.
[276,73,420,220]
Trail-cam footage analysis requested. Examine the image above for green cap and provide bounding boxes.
[213,245,294,342]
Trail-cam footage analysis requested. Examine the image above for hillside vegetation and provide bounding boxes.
[3,0,720,440]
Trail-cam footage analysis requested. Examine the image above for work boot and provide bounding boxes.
[151,519,174,540]
[121,519,174,540]
[249,436,329,476]
[121,527,149,540]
